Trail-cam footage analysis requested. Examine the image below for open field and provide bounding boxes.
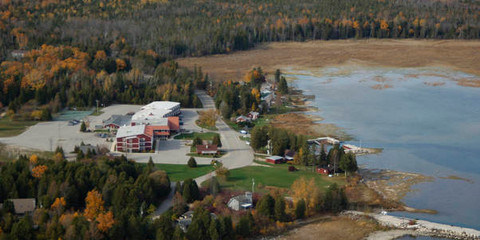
[177,40,480,83]
[153,164,215,182]
[279,215,382,240]
[0,118,36,137]
[218,165,345,193]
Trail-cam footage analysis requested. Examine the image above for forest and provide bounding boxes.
[1,0,479,64]
[0,151,172,239]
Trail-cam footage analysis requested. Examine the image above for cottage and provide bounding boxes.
[284,149,296,162]
[0,198,36,215]
[247,111,259,120]
[176,210,217,232]
[196,144,218,155]
[235,115,251,123]
[227,192,253,211]
[266,156,285,164]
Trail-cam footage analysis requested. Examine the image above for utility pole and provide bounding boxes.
[96,99,99,114]
[252,178,255,194]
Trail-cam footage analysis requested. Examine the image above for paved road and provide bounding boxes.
[194,90,254,170]
[152,91,254,217]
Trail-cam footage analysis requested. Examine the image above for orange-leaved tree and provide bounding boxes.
[84,190,105,221]
[32,165,48,178]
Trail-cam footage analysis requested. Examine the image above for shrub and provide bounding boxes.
[288,166,296,172]
[188,157,197,168]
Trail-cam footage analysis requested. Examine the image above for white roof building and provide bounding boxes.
[116,125,147,138]
[131,101,180,123]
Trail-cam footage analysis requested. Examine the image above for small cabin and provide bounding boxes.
[266,156,285,164]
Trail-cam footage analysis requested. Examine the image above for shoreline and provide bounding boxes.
[344,211,480,240]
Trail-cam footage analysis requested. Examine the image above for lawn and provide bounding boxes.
[0,118,36,137]
[154,164,215,182]
[195,120,218,131]
[218,164,345,193]
[174,132,219,140]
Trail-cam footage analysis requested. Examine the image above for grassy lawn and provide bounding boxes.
[174,132,219,140]
[195,120,218,131]
[90,109,105,116]
[217,164,345,193]
[154,164,215,182]
[0,118,36,137]
[187,150,226,158]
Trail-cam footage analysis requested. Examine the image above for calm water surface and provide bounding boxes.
[290,66,480,230]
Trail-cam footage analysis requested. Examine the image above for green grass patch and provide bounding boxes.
[154,164,215,182]
[90,110,105,116]
[174,132,219,140]
[195,120,218,131]
[0,118,36,137]
[217,165,345,193]
[239,136,251,142]
[224,119,243,131]
[187,150,226,158]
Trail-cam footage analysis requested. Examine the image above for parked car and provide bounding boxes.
[246,141,250,145]
[240,130,248,134]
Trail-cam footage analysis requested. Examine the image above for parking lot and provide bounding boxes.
[0,104,202,157]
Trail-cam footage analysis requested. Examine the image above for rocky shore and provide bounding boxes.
[344,211,480,240]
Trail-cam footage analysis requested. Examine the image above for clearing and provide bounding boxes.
[0,118,36,137]
[177,39,480,84]
[154,164,215,182]
[217,164,345,193]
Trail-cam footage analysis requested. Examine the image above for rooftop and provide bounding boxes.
[103,115,132,127]
[116,125,147,138]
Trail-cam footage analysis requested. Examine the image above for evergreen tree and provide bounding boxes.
[208,218,221,240]
[250,126,268,150]
[219,101,231,120]
[156,214,174,240]
[10,215,34,240]
[295,199,306,219]
[172,226,185,240]
[182,179,199,203]
[186,208,211,240]
[256,194,275,219]
[187,157,197,168]
[274,196,286,222]
[274,69,281,83]
[212,134,222,148]
[80,121,87,132]
[192,137,203,146]
[220,216,234,240]
[235,214,252,238]
[278,76,288,94]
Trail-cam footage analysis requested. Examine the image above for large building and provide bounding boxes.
[131,101,180,125]
[116,125,153,152]
[114,101,181,152]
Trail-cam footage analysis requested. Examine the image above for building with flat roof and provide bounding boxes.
[103,115,132,129]
[131,101,180,124]
[116,125,152,152]
[0,198,36,215]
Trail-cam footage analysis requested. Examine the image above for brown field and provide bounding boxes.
[177,39,480,82]
[270,113,351,140]
[279,215,382,240]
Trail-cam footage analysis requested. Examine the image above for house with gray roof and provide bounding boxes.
[103,115,132,129]
[227,192,253,211]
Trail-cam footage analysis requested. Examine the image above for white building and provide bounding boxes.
[131,101,180,124]
[227,192,253,211]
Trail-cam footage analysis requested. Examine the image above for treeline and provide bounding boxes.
[1,0,479,63]
[0,45,205,120]
[0,153,172,239]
